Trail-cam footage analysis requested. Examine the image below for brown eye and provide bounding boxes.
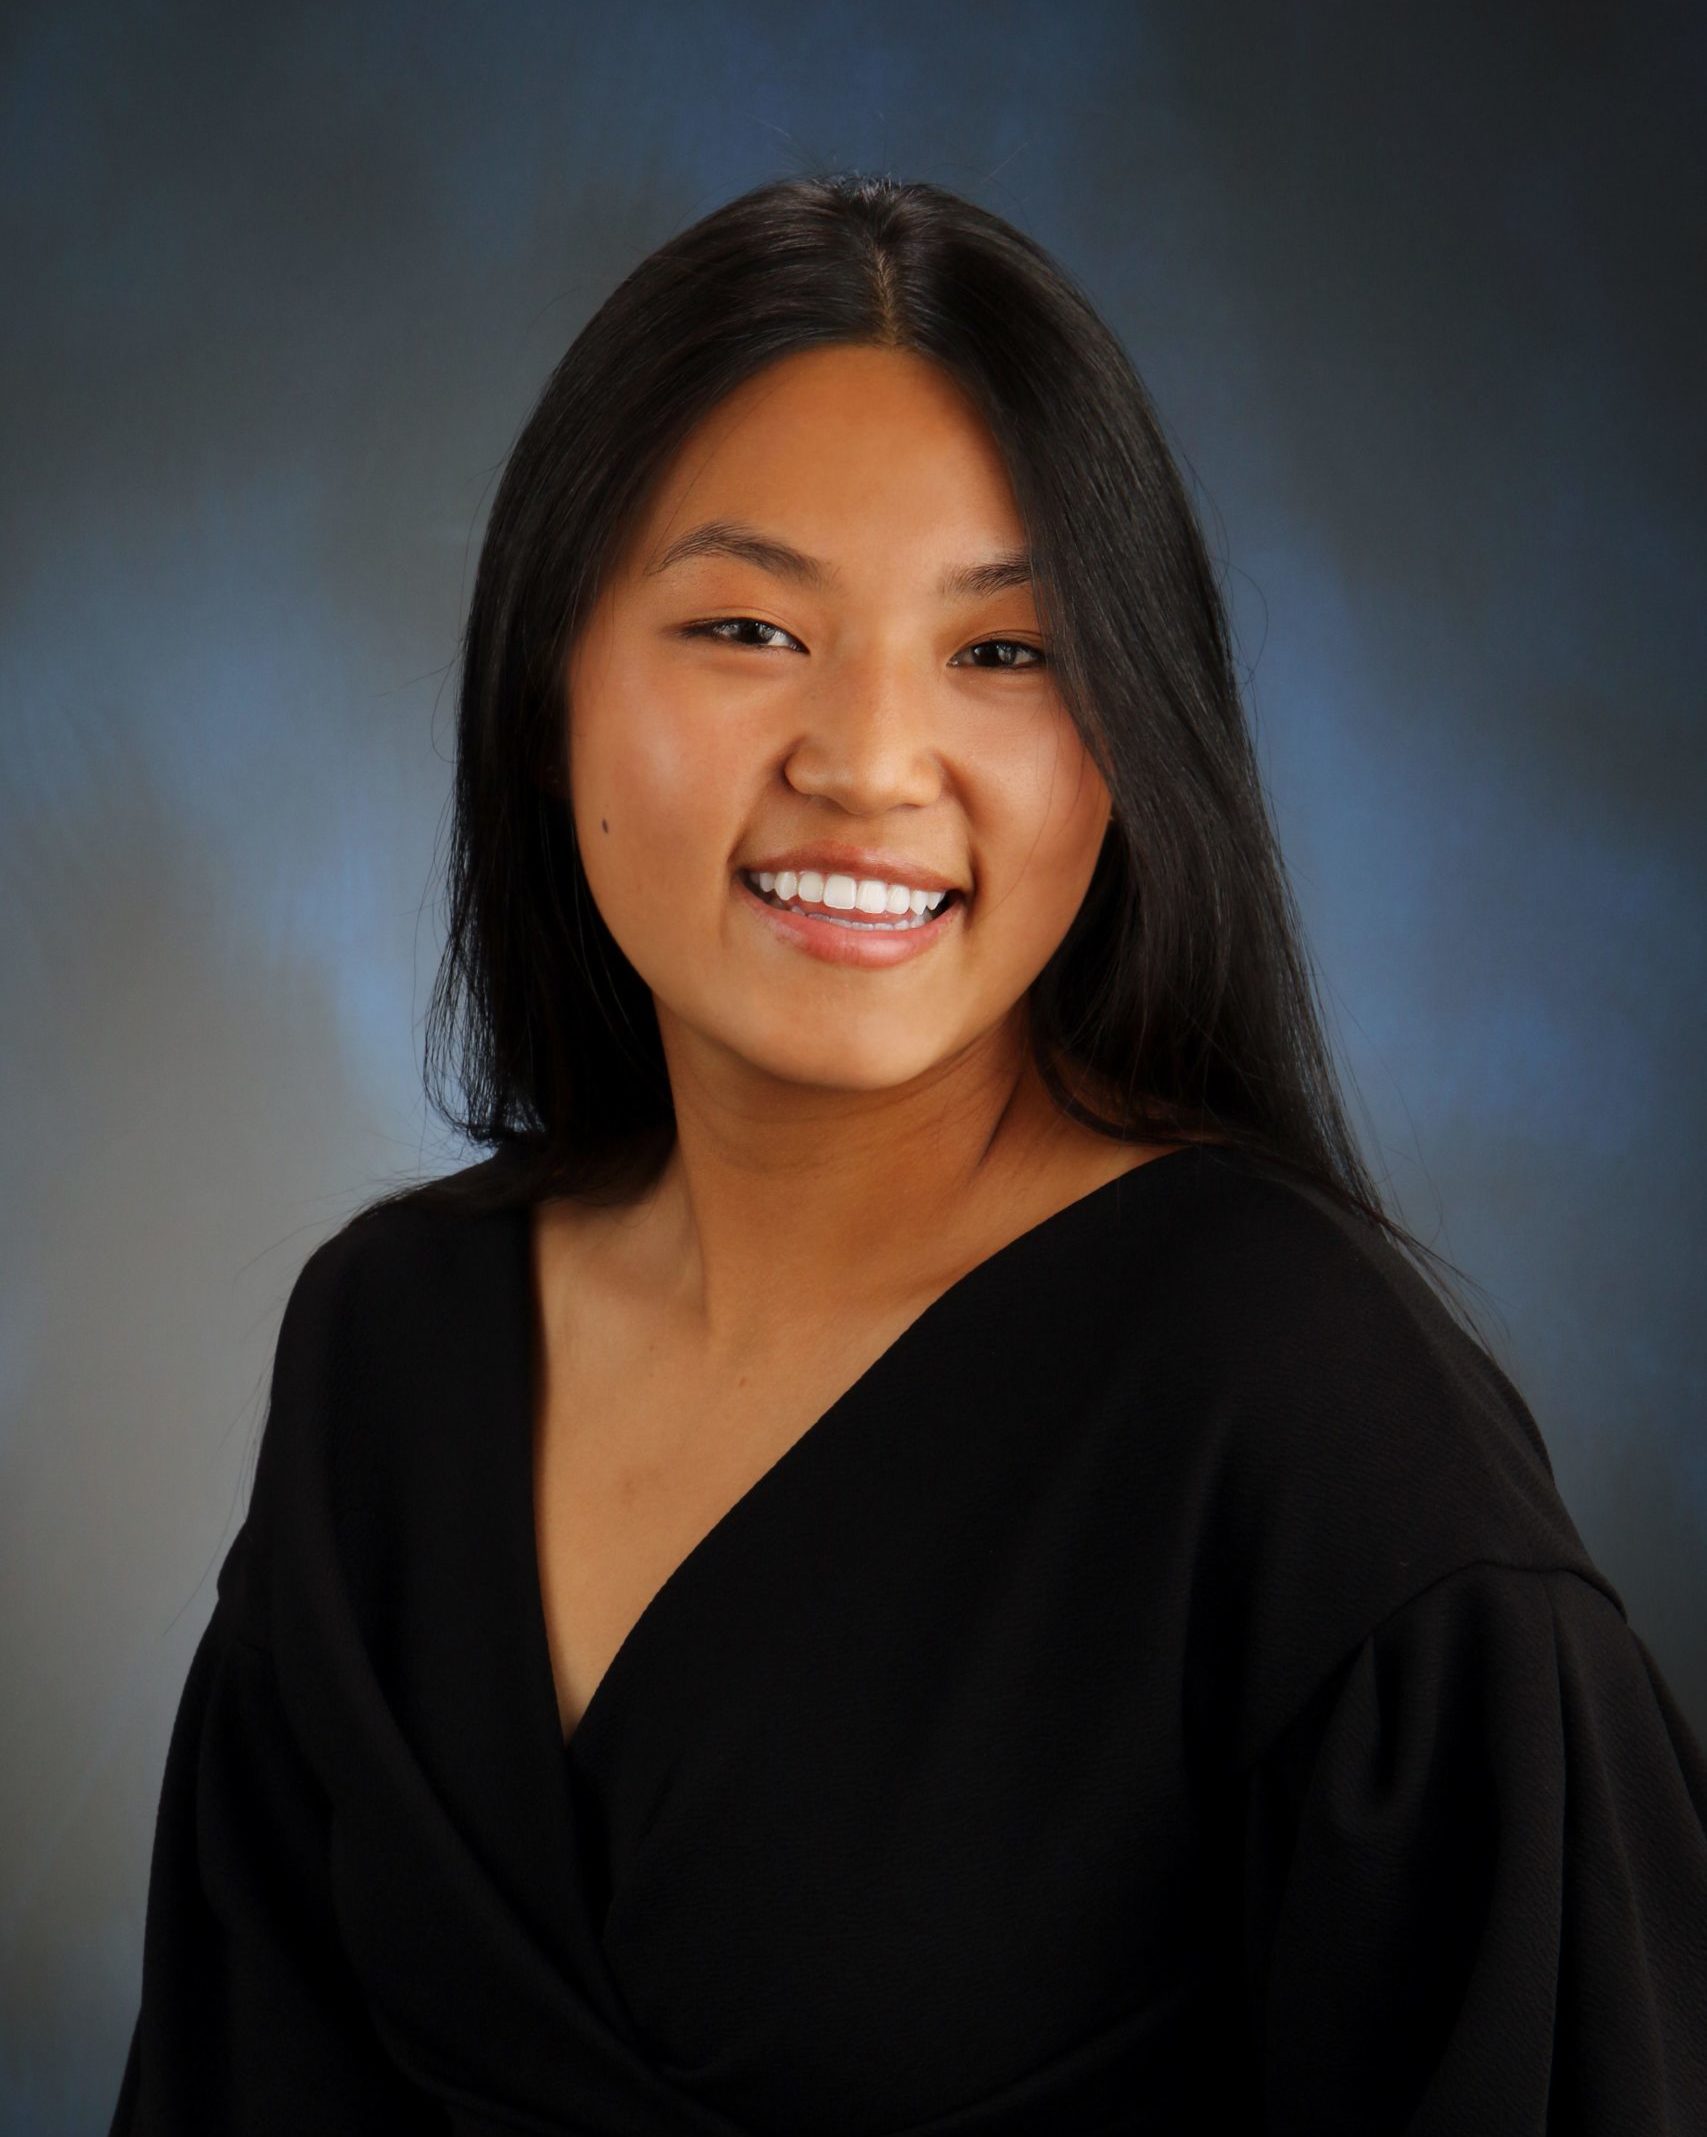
[957,639,1049,670]
[683,618,803,651]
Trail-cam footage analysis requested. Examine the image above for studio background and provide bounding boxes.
[3,3,1702,2128]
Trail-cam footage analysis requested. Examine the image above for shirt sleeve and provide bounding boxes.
[109,1587,449,2136]
[1238,1558,1707,2135]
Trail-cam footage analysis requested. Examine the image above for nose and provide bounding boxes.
[780,654,946,817]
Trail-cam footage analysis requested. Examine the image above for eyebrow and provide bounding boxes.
[643,518,1034,602]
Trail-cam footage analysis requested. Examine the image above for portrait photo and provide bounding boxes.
[3,4,1704,2130]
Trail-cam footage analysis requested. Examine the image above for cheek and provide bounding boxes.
[614,715,710,838]
[994,729,1111,905]
[570,683,736,922]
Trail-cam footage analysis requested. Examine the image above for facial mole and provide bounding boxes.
[601,817,609,833]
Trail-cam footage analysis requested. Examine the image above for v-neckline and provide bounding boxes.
[511,1139,1223,1769]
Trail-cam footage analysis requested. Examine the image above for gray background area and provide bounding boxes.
[4,2,1703,2126]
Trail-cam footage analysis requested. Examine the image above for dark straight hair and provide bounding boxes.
[400,168,1499,1350]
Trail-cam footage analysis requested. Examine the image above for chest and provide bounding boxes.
[530,1292,930,1747]
[511,1211,1197,2119]
[525,1140,1182,1751]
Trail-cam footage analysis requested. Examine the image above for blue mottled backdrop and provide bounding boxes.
[2,2,1702,2125]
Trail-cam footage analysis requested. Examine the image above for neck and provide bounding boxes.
[629,1010,1082,1356]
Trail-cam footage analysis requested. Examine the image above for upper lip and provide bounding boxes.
[737,844,966,895]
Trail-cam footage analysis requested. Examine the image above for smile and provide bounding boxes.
[740,871,953,931]
[732,870,965,969]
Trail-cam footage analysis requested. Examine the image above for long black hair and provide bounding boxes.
[396,169,1498,1349]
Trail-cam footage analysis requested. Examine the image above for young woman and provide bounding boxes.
[112,172,1707,2134]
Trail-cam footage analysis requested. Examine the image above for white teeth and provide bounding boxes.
[749,867,951,915]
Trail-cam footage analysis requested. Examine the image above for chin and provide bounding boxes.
[734,1028,959,1094]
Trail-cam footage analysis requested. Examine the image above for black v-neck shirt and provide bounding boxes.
[110,1140,1707,2134]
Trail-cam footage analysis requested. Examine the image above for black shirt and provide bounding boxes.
[110,1139,1707,2133]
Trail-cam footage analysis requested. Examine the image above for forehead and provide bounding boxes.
[622,346,1026,580]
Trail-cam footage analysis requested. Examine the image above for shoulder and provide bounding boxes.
[1113,1145,1619,1765]
[272,1149,528,1354]
[1103,1142,1481,1409]
[1129,1144,1564,1508]
[223,1152,531,1638]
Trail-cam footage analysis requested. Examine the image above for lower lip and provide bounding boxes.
[733,872,965,967]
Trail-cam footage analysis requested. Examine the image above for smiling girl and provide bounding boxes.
[112,172,1707,2136]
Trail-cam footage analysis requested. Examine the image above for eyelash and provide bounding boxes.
[682,617,1049,670]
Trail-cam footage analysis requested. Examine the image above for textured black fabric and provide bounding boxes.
[110,1141,1707,2133]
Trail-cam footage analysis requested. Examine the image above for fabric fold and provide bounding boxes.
[109,1605,452,2135]
[1241,1559,1707,2135]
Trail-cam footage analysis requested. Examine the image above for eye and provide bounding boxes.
[954,638,1050,671]
[684,619,1050,670]
[682,617,804,652]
